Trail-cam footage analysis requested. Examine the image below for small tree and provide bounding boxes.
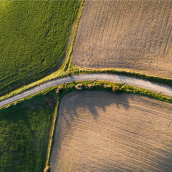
[44,166,50,172]
[112,85,122,93]
[75,84,83,90]
[88,84,93,89]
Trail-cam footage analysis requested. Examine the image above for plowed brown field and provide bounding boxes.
[50,91,172,171]
[72,0,172,78]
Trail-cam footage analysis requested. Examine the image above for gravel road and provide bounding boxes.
[0,74,172,107]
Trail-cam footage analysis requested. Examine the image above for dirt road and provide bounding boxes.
[0,74,172,108]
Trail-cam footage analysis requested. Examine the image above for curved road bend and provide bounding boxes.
[0,73,172,108]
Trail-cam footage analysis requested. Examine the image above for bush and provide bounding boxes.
[75,84,83,90]
[44,166,50,172]
[56,89,60,94]
[112,86,122,93]
[87,84,93,89]
[104,85,112,89]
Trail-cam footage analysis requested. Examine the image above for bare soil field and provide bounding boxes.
[72,0,172,78]
[50,91,172,172]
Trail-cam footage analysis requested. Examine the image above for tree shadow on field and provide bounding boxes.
[53,90,172,170]
[154,151,172,172]
[51,90,172,171]
[51,91,132,166]
[57,91,131,133]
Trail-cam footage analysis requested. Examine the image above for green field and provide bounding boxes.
[0,1,80,96]
[0,93,57,172]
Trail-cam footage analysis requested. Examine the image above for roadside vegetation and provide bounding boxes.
[57,81,172,104]
[0,0,80,96]
[68,63,172,87]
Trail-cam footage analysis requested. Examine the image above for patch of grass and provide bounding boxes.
[0,91,58,172]
[0,1,80,96]
[45,95,59,169]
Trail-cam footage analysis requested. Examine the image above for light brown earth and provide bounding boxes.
[50,91,172,172]
[72,0,172,79]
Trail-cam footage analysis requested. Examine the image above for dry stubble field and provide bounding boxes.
[51,91,172,171]
[72,0,172,78]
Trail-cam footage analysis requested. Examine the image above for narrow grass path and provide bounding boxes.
[0,73,172,108]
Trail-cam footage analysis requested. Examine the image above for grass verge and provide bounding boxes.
[58,80,172,104]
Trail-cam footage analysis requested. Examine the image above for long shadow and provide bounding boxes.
[56,90,131,139]
[52,90,172,172]
[51,90,132,171]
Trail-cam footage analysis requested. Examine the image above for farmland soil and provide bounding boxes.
[50,91,172,171]
[72,0,172,79]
